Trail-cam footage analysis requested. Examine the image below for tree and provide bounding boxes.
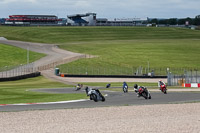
[194,17,200,25]
[177,19,186,25]
[168,18,177,25]
[158,19,168,25]
[185,17,193,25]
[149,19,158,24]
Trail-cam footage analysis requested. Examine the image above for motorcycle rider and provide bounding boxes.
[85,86,102,97]
[85,86,105,102]
[106,83,111,88]
[134,84,147,97]
[76,83,83,91]
[134,84,151,99]
[158,80,165,90]
[134,84,140,97]
[123,82,128,88]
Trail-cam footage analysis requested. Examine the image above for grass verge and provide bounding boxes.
[0,76,87,104]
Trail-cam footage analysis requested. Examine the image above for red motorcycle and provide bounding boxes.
[160,84,167,94]
[138,87,151,99]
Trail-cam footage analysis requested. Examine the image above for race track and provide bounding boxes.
[1,88,200,112]
[0,39,200,112]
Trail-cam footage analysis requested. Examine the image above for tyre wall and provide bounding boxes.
[0,72,41,82]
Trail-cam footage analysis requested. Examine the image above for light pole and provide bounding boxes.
[20,64,23,76]
[147,60,150,73]
[5,66,7,78]
[27,45,29,64]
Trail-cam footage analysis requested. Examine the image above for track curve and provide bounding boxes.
[1,88,200,112]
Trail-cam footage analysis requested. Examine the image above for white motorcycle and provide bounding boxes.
[85,87,105,102]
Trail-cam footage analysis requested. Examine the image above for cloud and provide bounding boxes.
[1,0,37,4]
[0,0,199,18]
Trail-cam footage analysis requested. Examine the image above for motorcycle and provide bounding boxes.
[160,84,167,94]
[75,84,83,91]
[138,87,151,99]
[85,87,105,102]
[106,83,111,88]
[122,82,128,93]
[123,85,128,93]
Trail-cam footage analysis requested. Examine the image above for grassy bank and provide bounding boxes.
[58,39,200,75]
[0,43,45,68]
[0,76,86,104]
[0,26,200,43]
[0,26,200,74]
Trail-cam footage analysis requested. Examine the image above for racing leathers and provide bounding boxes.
[134,85,146,97]
[158,80,166,90]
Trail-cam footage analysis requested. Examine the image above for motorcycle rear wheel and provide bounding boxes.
[92,94,98,102]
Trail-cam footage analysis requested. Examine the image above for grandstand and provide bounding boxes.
[0,18,6,25]
[97,18,147,26]
[5,15,61,26]
[67,13,96,26]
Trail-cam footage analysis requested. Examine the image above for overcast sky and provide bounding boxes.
[0,0,199,19]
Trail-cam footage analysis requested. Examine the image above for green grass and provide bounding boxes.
[0,76,87,104]
[0,26,200,43]
[58,39,200,75]
[0,43,45,68]
[0,26,200,74]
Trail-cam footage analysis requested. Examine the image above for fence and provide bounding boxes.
[0,54,85,78]
[36,55,85,71]
[167,70,200,86]
[0,63,36,78]
[58,66,199,76]
[185,70,200,83]
[1,53,200,84]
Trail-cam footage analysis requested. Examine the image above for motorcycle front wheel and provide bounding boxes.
[142,92,148,99]
[148,94,151,99]
[101,96,105,102]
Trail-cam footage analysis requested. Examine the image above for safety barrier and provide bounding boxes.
[59,74,167,78]
[182,83,200,88]
[0,72,40,82]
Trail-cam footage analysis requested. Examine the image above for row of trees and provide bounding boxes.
[148,17,200,26]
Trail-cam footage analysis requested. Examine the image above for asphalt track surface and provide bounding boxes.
[1,88,200,112]
[0,39,84,67]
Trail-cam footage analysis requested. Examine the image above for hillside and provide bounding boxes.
[0,26,199,74]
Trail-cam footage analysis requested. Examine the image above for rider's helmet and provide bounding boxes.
[134,84,138,89]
